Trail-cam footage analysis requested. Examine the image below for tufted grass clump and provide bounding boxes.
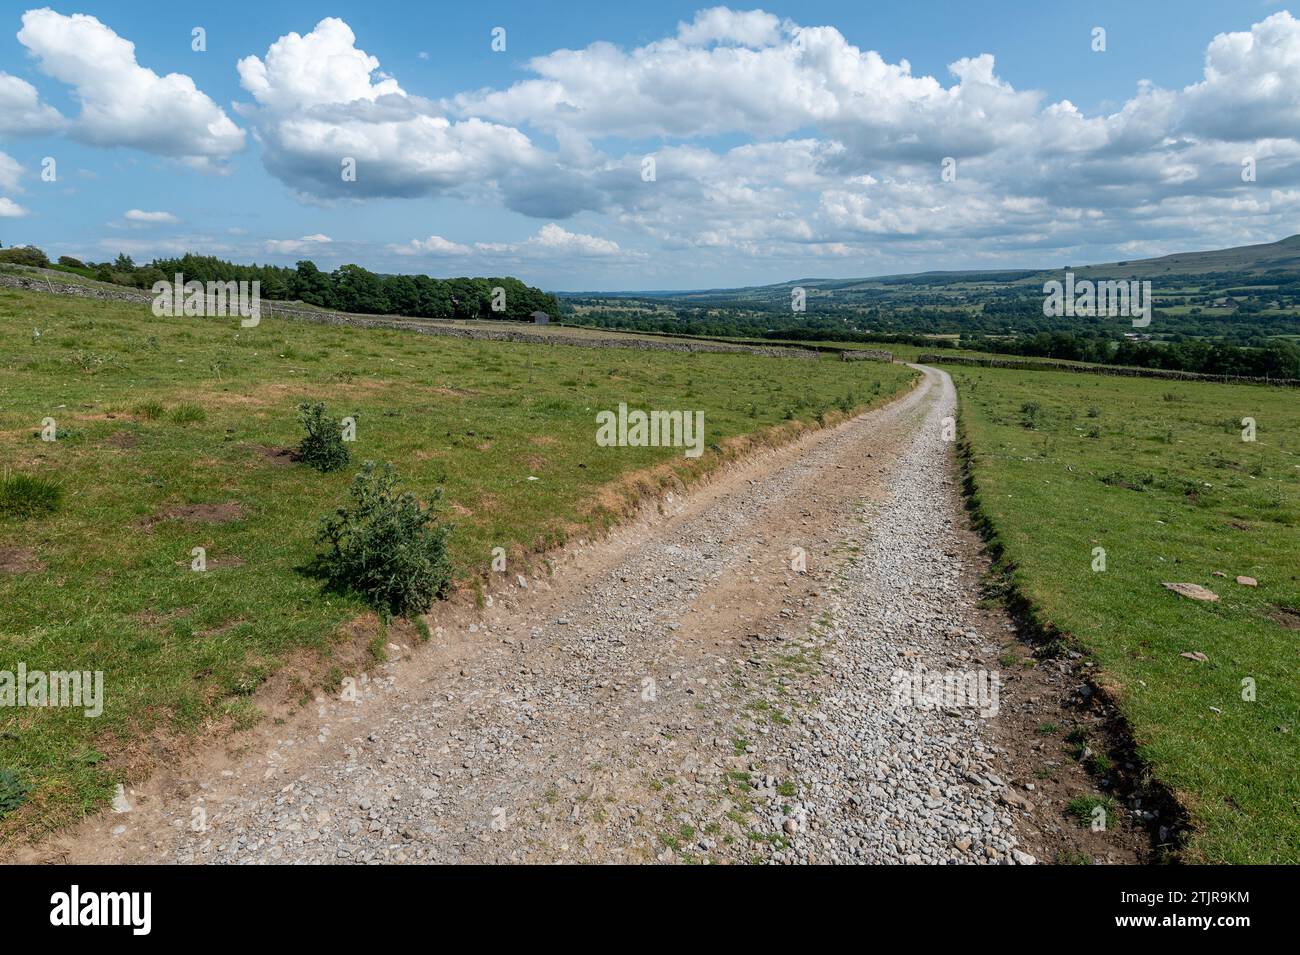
[0,470,62,518]
[169,402,206,425]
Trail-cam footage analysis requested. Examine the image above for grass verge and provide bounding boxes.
[945,361,1299,863]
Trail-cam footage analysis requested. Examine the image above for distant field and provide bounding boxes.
[0,286,917,841]
[947,362,1300,863]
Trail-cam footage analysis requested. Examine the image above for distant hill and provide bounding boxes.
[562,235,1300,301]
[1067,234,1300,279]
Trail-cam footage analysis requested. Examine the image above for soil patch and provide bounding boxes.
[1269,606,1300,630]
[143,502,248,529]
[103,431,139,449]
[0,545,44,574]
[245,444,298,466]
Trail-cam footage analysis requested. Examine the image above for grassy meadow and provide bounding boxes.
[0,286,916,841]
[948,363,1300,863]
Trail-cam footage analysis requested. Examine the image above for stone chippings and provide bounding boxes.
[770,371,1032,864]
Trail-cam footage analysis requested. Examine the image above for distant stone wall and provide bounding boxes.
[917,353,1300,388]
[285,308,819,358]
[838,349,893,362]
[0,270,151,305]
[0,270,818,360]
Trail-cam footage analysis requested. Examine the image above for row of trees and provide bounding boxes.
[3,244,558,322]
[964,331,1300,379]
[150,255,558,321]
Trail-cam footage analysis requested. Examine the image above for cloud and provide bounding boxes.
[391,234,472,256]
[264,234,333,254]
[452,14,1041,159]
[16,9,244,167]
[124,209,178,224]
[237,17,404,112]
[520,223,621,256]
[0,152,23,192]
[236,18,544,204]
[435,5,1300,267]
[0,197,28,217]
[0,71,63,135]
[1180,11,1300,141]
[29,7,1294,277]
[676,7,783,47]
[392,224,624,261]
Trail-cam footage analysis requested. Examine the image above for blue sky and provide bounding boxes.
[1,2,1297,290]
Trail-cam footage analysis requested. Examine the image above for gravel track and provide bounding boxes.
[31,365,1035,865]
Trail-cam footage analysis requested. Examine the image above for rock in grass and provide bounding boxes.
[1236,576,1258,587]
[111,784,133,813]
[1162,582,1220,602]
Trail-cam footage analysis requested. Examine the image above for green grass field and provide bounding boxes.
[0,287,916,842]
[947,363,1300,863]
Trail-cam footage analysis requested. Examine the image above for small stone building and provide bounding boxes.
[531,310,550,324]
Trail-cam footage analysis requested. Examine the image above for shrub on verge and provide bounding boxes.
[314,461,452,617]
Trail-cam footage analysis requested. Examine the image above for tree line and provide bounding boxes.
[0,244,558,321]
[964,331,1300,380]
[563,301,1300,379]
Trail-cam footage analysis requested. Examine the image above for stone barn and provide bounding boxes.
[531,310,550,324]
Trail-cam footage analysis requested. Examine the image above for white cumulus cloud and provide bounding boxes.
[16,9,244,167]
[521,223,621,256]
[235,18,546,205]
[0,152,23,192]
[0,71,63,135]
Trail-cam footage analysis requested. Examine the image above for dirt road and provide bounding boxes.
[26,366,1083,864]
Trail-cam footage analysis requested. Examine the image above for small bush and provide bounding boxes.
[314,461,452,617]
[0,470,62,517]
[169,403,207,425]
[297,402,351,473]
[0,768,30,819]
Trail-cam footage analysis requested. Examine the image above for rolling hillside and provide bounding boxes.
[597,235,1300,303]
